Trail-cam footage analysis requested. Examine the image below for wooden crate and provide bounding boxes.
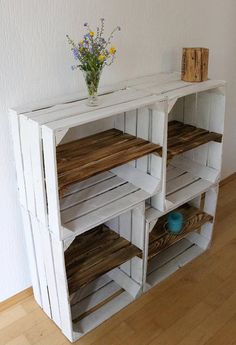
[66,204,146,339]
[9,72,225,342]
[145,187,219,290]
[134,78,225,212]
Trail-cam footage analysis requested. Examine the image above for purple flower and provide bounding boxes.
[72,47,79,59]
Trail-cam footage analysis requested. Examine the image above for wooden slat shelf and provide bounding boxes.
[167,121,222,159]
[65,224,142,294]
[57,128,162,197]
[148,204,213,260]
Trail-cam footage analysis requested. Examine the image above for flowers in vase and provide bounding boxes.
[66,18,121,103]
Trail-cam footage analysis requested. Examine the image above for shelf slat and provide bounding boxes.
[61,172,149,239]
[167,121,222,159]
[148,204,213,260]
[57,129,161,197]
[65,224,141,294]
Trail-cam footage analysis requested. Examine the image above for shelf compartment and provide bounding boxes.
[65,224,142,294]
[57,128,162,197]
[167,121,222,160]
[148,204,213,260]
[165,162,215,211]
[147,239,205,288]
[61,171,149,238]
[70,275,133,336]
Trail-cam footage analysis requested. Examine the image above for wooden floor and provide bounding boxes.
[1,177,236,345]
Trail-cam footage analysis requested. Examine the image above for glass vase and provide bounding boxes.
[83,69,102,107]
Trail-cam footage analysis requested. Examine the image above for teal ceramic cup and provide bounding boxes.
[167,212,184,234]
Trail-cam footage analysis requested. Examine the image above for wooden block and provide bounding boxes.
[181,48,209,82]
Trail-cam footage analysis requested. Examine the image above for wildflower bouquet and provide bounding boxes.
[67,18,121,106]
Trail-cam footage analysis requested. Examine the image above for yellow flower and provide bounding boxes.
[109,47,116,55]
[79,40,84,44]
[90,31,94,37]
[98,54,105,61]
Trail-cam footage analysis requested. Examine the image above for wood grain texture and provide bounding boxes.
[148,204,213,260]
[1,177,236,345]
[168,121,222,159]
[65,224,142,294]
[57,129,162,197]
[181,48,209,82]
[0,288,33,313]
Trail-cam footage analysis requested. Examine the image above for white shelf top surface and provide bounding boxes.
[60,171,150,240]
[145,161,218,223]
[10,72,225,132]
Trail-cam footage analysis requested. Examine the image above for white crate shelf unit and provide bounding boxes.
[10,72,225,342]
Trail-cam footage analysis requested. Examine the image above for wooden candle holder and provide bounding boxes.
[181,47,209,82]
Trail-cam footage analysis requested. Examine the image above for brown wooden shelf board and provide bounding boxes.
[57,128,162,197]
[168,121,222,159]
[148,204,213,260]
[65,224,142,295]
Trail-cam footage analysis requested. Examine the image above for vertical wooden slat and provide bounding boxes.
[19,116,37,216]
[9,112,42,307]
[130,203,145,284]
[119,211,132,276]
[151,101,168,211]
[30,215,51,317]
[42,126,62,239]
[125,109,137,168]
[136,107,149,172]
[200,185,219,247]
[9,111,27,207]
[28,119,61,325]
[20,207,42,307]
[51,240,74,341]
[19,116,51,315]
[28,120,47,224]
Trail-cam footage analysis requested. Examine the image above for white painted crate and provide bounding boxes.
[66,203,146,341]
[145,186,219,290]
[138,79,226,212]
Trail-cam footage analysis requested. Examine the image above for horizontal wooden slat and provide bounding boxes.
[167,178,213,206]
[72,288,124,323]
[57,128,161,196]
[61,182,139,224]
[62,171,115,197]
[43,93,162,131]
[166,172,199,195]
[60,176,125,211]
[65,224,141,294]
[31,88,152,125]
[167,121,222,159]
[147,204,213,260]
[166,165,186,182]
[63,189,148,238]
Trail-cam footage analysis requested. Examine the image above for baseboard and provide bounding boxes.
[220,172,236,187]
[0,287,33,312]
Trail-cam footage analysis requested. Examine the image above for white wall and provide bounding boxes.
[0,0,235,301]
